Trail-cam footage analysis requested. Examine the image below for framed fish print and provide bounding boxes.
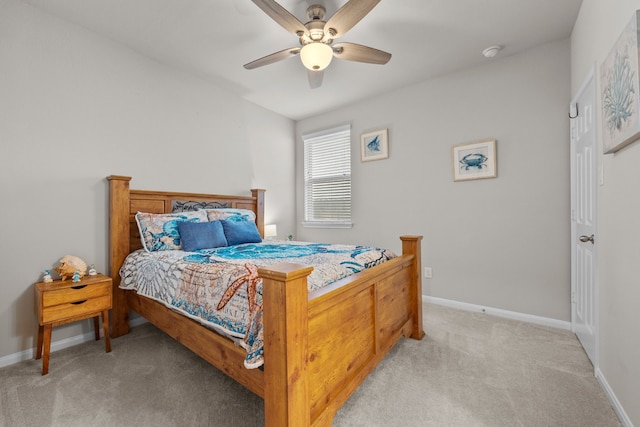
[452,139,497,181]
[361,129,389,162]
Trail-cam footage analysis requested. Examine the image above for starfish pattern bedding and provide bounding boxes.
[119,241,396,368]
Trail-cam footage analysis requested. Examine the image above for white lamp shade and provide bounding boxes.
[300,43,333,71]
[264,224,277,238]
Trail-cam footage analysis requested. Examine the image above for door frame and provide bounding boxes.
[570,64,599,370]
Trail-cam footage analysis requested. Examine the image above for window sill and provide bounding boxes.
[302,221,353,229]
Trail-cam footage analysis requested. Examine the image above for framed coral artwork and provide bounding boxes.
[601,10,640,154]
[452,139,497,182]
[360,129,389,162]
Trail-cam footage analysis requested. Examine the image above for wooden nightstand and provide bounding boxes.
[34,273,112,375]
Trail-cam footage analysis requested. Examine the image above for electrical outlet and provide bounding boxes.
[424,267,432,279]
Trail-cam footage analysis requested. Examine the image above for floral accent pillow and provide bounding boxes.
[202,208,256,223]
[135,211,208,252]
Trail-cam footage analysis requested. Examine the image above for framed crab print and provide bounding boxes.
[452,139,497,181]
[601,10,640,154]
[360,129,389,162]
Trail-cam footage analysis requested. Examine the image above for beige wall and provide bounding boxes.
[296,39,571,322]
[572,1,640,425]
[0,0,295,360]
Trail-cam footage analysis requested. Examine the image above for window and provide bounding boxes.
[303,124,352,228]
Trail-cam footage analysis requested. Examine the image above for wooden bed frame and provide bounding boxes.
[107,175,424,426]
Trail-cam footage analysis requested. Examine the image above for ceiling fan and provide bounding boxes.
[244,0,391,89]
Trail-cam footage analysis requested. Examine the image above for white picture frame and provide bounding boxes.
[360,129,389,162]
[452,139,497,182]
[601,10,640,154]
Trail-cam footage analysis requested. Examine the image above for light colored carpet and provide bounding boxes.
[0,303,620,426]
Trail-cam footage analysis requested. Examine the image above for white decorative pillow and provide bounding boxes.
[202,208,256,223]
[135,211,208,252]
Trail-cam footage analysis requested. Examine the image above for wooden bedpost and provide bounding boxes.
[401,235,425,339]
[107,175,132,338]
[259,263,314,427]
[251,189,265,237]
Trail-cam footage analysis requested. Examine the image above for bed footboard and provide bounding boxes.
[259,235,423,427]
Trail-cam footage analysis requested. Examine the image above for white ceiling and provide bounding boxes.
[24,0,583,120]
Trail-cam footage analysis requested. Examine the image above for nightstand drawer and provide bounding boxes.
[41,281,111,307]
[41,295,112,324]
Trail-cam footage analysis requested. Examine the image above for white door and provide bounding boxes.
[570,68,598,368]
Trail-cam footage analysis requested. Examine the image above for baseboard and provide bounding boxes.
[0,316,148,369]
[0,299,573,369]
[423,295,572,330]
[596,368,634,427]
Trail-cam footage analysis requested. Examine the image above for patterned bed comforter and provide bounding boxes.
[119,241,396,368]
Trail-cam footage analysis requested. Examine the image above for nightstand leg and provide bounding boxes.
[41,324,52,375]
[36,325,44,360]
[102,310,111,353]
[93,316,100,340]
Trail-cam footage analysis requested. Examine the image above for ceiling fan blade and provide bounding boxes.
[244,47,301,70]
[324,0,380,38]
[307,69,324,89]
[333,42,391,64]
[251,0,308,36]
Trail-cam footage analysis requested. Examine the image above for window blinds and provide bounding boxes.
[303,124,351,225]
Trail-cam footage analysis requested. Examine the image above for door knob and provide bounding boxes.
[579,234,595,244]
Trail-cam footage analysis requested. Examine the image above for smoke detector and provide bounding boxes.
[482,45,503,58]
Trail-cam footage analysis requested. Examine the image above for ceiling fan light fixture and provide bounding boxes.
[246,0,389,88]
[300,42,333,71]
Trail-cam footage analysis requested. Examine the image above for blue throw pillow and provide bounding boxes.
[221,220,262,245]
[177,220,228,251]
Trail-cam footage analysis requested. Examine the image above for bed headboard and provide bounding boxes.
[107,175,265,306]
